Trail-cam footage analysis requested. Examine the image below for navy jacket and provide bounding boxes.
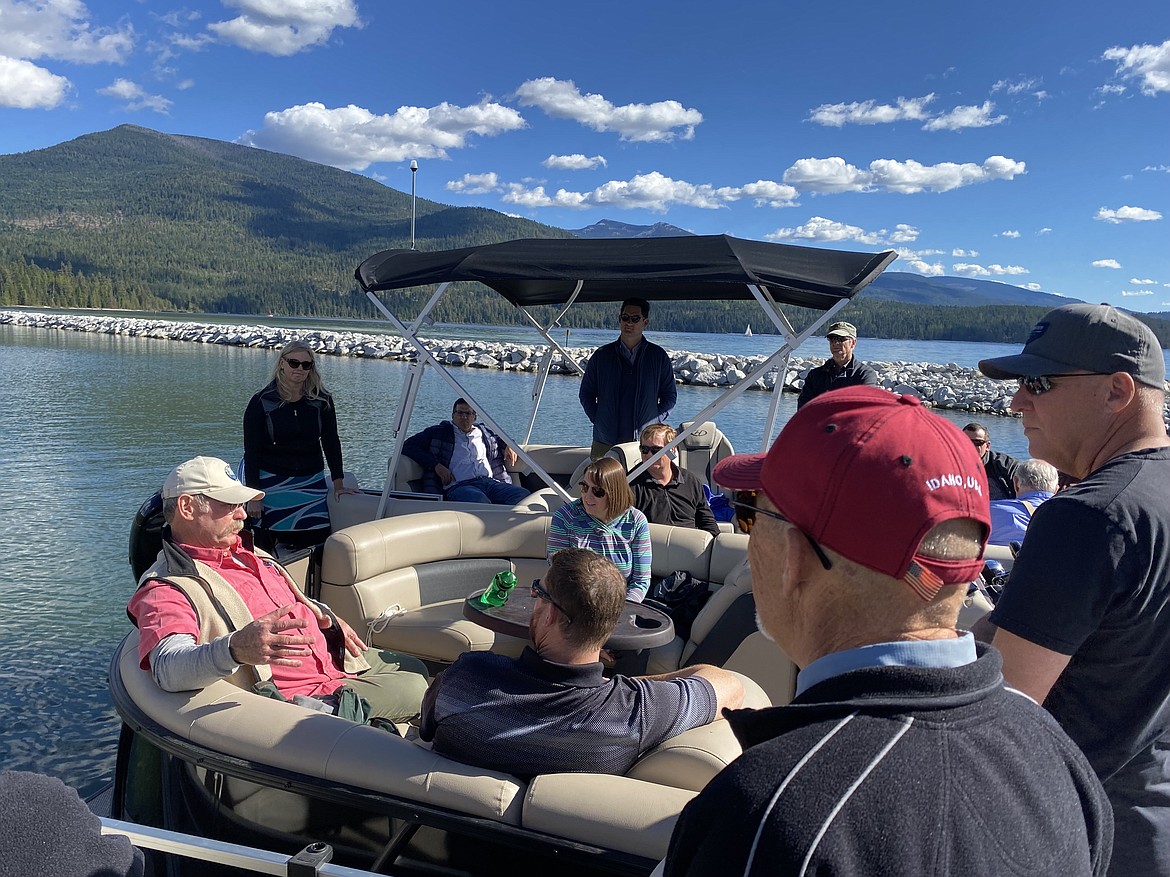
[402,420,513,495]
[579,339,676,446]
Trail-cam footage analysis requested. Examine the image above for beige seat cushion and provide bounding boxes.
[368,599,529,662]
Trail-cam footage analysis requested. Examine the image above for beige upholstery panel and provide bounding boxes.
[516,445,591,482]
[984,543,1015,570]
[724,633,798,707]
[647,523,714,581]
[523,774,695,860]
[709,535,750,584]
[676,421,734,490]
[958,591,994,631]
[365,600,528,662]
[117,632,526,823]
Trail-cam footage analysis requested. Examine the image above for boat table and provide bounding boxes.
[464,588,675,651]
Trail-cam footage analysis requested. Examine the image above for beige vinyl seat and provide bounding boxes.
[676,420,735,492]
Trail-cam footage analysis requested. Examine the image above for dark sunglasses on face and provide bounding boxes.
[619,313,644,323]
[578,480,606,499]
[453,408,476,417]
[284,357,314,370]
[531,578,573,623]
[968,438,989,447]
[1016,373,1103,396]
[729,498,833,571]
[639,444,665,456]
[827,335,851,343]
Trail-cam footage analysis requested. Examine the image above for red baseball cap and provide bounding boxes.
[714,387,990,600]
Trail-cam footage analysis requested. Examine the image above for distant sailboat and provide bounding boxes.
[744,324,752,336]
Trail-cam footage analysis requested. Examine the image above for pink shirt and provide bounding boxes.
[128,537,351,698]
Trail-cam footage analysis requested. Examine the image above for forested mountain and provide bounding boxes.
[2,125,1167,345]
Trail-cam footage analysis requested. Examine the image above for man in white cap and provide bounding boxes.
[128,456,429,723]
[977,303,1170,876]
[663,386,1112,876]
[795,320,879,408]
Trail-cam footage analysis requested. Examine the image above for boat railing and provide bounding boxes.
[100,817,386,876]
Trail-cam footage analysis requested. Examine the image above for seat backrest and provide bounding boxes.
[567,444,637,498]
[394,454,427,493]
[676,421,734,491]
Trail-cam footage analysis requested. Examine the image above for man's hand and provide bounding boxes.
[228,605,314,667]
[318,610,368,657]
[435,463,455,486]
[332,478,360,500]
[504,445,518,468]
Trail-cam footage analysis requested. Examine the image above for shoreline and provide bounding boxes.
[2,309,1022,417]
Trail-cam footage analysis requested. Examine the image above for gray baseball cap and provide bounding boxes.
[825,321,858,339]
[979,303,1165,389]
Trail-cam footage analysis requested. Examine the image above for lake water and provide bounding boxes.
[0,313,1039,795]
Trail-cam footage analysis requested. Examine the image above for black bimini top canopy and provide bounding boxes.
[355,235,896,311]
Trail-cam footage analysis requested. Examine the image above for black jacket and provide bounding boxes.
[630,464,719,537]
[984,448,1021,501]
[796,357,879,408]
[665,647,1113,877]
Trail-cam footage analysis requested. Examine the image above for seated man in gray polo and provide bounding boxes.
[420,547,743,777]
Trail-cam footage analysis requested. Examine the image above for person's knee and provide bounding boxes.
[448,486,490,503]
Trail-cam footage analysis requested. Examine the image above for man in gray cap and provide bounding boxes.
[796,320,879,408]
[977,303,1170,877]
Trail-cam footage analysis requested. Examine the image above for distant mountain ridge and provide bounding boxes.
[570,219,695,239]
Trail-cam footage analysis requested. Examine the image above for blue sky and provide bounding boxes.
[1,0,1167,310]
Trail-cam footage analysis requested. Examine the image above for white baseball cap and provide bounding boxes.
[162,456,263,504]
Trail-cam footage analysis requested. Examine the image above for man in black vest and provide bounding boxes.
[795,320,879,408]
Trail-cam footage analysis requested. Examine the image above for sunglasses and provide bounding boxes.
[453,409,477,418]
[1016,373,1103,396]
[639,444,665,456]
[283,357,314,370]
[619,313,644,323]
[968,438,989,447]
[578,480,606,499]
[531,578,573,623]
[826,335,852,343]
[202,495,246,514]
[729,499,833,571]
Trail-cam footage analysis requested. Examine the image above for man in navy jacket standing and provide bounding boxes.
[579,297,676,460]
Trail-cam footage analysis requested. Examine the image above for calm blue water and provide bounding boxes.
[0,313,1042,794]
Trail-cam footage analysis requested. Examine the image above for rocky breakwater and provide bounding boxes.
[2,310,1021,416]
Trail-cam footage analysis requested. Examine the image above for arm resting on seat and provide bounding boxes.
[149,632,239,692]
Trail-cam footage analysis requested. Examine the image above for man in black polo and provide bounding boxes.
[796,320,879,408]
[963,421,1021,501]
[631,423,720,538]
[419,548,742,777]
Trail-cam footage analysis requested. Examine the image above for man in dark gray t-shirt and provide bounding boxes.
[419,548,743,777]
[979,303,1170,877]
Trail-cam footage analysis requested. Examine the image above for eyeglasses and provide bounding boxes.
[283,357,314,370]
[639,444,665,456]
[578,480,606,499]
[453,408,477,418]
[968,438,989,448]
[202,496,246,515]
[531,578,573,623]
[1016,373,1104,396]
[729,499,833,571]
[826,335,852,344]
[619,313,644,324]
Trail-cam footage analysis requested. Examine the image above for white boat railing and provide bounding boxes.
[100,817,387,875]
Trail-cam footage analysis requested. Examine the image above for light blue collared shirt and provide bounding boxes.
[795,632,977,698]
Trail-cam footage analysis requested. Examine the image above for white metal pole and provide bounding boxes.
[409,160,418,249]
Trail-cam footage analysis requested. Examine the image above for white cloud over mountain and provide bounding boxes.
[515,78,702,142]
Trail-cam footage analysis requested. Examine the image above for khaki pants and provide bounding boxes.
[345,648,430,723]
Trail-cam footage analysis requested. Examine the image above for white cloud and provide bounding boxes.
[445,172,502,195]
[0,0,134,64]
[1145,165,1170,173]
[499,184,589,210]
[514,78,702,142]
[208,0,361,56]
[922,101,1006,131]
[543,154,607,170]
[98,78,172,113]
[716,180,799,208]
[1103,39,1170,96]
[1023,283,1043,291]
[241,99,526,170]
[1092,259,1122,269]
[952,248,979,257]
[765,216,919,247]
[1131,277,1157,284]
[1121,290,1155,297]
[991,77,1042,95]
[493,172,801,212]
[781,155,1026,194]
[953,262,1030,277]
[1037,227,1052,235]
[895,248,945,276]
[1097,83,1127,96]
[998,229,1020,238]
[806,94,935,127]
[0,55,69,108]
[1095,205,1163,223]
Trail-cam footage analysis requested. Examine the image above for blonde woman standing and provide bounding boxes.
[242,341,356,549]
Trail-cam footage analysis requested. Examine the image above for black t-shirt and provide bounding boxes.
[991,447,1170,873]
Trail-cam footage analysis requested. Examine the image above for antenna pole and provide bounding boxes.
[409,160,418,249]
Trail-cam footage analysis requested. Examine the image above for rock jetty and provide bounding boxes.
[2,309,1024,416]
